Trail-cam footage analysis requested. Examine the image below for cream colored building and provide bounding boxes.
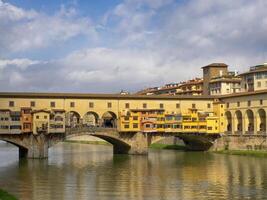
[221,90,267,135]
[209,76,241,95]
[239,63,267,92]
[32,110,50,134]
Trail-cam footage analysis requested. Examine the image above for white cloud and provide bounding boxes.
[1,0,267,93]
[0,0,97,53]
[0,58,40,70]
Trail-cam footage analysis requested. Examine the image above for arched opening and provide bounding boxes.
[225,111,232,133]
[66,111,81,128]
[102,112,117,128]
[258,109,266,134]
[245,109,254,134]
[92,134,130,154]
[0,139,29,158]
[83,112,99,127]
[234,110,242,134]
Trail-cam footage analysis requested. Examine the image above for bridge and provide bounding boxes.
[0,127,220,158]
[0,91,267,158]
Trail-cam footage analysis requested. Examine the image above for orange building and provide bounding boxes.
[21,108,33,133]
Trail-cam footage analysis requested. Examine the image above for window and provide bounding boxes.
[36,115,39,119]
[124,116,129,121]
[125,103,130,109]
[143,103,147,109]
[9,101,14,107]
[30,101,35,107]
[227,103,229,108]
[70,102,75,108]
[160,103,164,109]
[221,104,223,108]
[133,116,138,120]
[257,81,261,88]
[50,102,55,108]
[145,124,151,128]
[133,123,138,128]
[192,103,196,109]
[248,101,251,106]
[107,102,112,108]
[237,102,240,107]
[124,124,129,129]
[207,103,211,108]
[89,102,94,108]
[44,116,47,119]
[260,99,263,105]
[176,103,180,108]
[0,125,9,129]
[10,125,21,130]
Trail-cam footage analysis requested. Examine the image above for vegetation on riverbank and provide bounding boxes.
[215,150,267,157]
[149,143,186,150]
[65,140,110,145]
[0,189,17,200]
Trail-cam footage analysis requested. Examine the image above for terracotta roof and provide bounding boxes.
[218,89,267,99]
[238,67,267,76]
[209,78,241,83]
[202,63,228,69]
[32,109,50,114]
[0,92,214,100]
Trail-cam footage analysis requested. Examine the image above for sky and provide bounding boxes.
[1,0,267,93]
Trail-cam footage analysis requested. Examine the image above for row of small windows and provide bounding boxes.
[123,124,216,130]
[8,101,211,109]
[226,99,264,108]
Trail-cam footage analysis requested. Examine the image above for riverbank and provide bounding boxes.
[0,189,17,200]
[214,150,267,157]
[149,143,186,150]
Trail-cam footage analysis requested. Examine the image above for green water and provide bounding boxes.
[0,142,267,200]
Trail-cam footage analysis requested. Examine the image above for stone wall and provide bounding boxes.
[211,135,267,151]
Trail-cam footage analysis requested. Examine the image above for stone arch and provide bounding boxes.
[102,111,117,128]
[66,111,81,128]
[83,111,100,127]
[0,138,29,158]
[225,111,232,133]
[91,134,130,154]
[245,109,254,134]
[258,109,266,133]
[65,132,131,154]
[234,110,242,134]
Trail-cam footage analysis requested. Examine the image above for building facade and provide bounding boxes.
[239,63,267,92]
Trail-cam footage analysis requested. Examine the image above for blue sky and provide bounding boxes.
[1,0,267,93]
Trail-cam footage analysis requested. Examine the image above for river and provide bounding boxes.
[0,142,267,200]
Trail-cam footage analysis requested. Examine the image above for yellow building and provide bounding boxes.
[32,110,50,134]
[117,107,220,134]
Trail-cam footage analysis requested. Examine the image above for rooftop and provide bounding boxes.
[202,63,228,69]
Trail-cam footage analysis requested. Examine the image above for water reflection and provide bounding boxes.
[0,143,267,200]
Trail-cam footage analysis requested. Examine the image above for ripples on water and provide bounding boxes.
[0,141,267,200]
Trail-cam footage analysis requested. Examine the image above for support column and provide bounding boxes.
[128,132,148,155]
[27,134,49,159]
[242,114,246,135]
[231,115,235,135]
[19,147,28,158]
[254,116,257,135]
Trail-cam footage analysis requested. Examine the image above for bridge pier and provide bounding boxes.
[0,133,51,159]
[127,133,149,155]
